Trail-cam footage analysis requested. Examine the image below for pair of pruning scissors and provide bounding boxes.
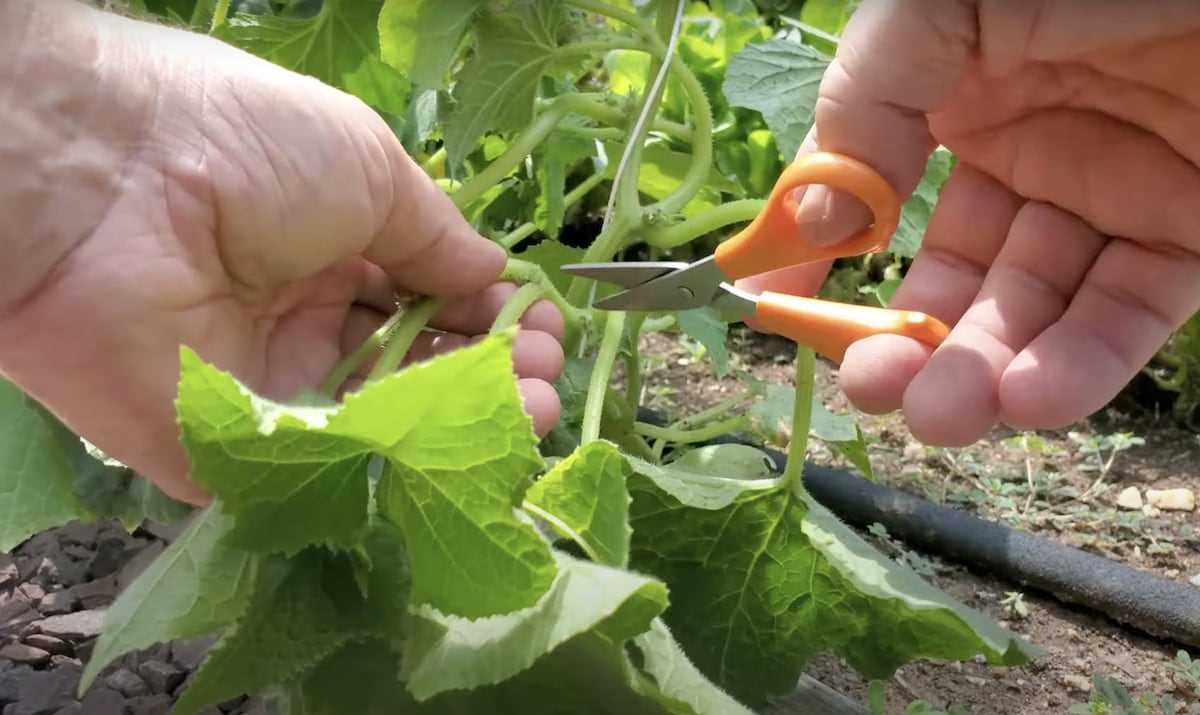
[562,152,950,363]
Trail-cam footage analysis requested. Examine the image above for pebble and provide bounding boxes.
[11,664,81,715]
[62,577,117,610]
[137,662,184,695]
[1061,674,1093,692]
[964,675,987,686]
[35,591,77,617]
[1190,573,1200,587]
[126,694,172,715]
[76,686,126,715]
[34,610,105,641]
[1116,486,1143,510]
[104,669,148,698]
[1146,488,1196,512]
[0,556,16,590]
[0,644,50,668]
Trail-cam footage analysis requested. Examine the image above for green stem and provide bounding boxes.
[556,97,692,143]
[319,309,406,397]
[556,126,626,142]
[500,259,587,329]
[582,312,626,443]
[642,199,765,248]
[565,214,637,305]
[490,283,545,334]
[641,315,676,333]
[781,347,816,493]
[453,106,568,209]
[498,223,539,250]
[645,53,713,217]
[208,0,230,32]
[624,314,647,425]
[420,147,447,177]
[521,501,601,563]
[677,394,751,429]
[634,416,749,445]
[366,298,445,382]
[564,0,654,37]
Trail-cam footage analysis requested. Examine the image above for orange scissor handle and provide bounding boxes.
[754,292,949,364]
[713,152,900,280]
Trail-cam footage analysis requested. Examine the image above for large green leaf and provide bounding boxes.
[175,331,555,619]
[172,519,410,715]
[533,126,597,238]
[628,474,1040,707]
[80,505,259,691]
[723,37,831,159]
[444,0,573,168]
[525,441,632,567]
[679,0,771,82]
[0,380,92,552]
[213,0,409,116]
[378,0,485,89]
[402,549,666,700]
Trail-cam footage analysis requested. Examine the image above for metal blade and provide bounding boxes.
[560,261,688,289]
[591,255,729,311]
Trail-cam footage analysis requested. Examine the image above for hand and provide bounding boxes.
[0,2,563,505]
[738,0,1200,446]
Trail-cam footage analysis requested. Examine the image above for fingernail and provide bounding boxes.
[794,186,873,247]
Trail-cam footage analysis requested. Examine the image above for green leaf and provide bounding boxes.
[444,0,572,169]
[402,549,667,700]
[798,0,861,53]
[378,0,485,89]
[213,0,410,116]
[514,240,586,297]
[628,476,1040,707]
[525,441,632,567]
[172,519,410,715]
[0,379,92,552]
[80,505,259,692]
[626,447,781,512]
[605,140,741,216]
[676,307,730,378]
[678,0,771,82]
[632,619,756,715]
[534,127,597,238]
[177,331,555,619]
[746,382,875,478]
[724,37,831,160]
[891,147,956,258]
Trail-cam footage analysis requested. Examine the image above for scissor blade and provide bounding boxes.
[592,255,728,311]
[560,261,688,289]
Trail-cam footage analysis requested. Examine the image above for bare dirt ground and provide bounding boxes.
[639,327,1200,714]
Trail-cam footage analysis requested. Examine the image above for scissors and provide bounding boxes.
[562,152,950,363]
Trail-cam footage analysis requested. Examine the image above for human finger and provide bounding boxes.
[839,164,1023,414]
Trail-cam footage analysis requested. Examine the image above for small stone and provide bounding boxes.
[0,599,39,632]
[47,656,79,669]
[22,635,70,656]
[77,686,126,715]
[60,546,92,561]
[1116,486,1144,510]
[1069,657,1089,670]
[104,668,148,698]
[57,521,100,548]
[0,555,17,589]
[33,558,60,586]
[1147,488,1196,512]
[170,636,216,671]
[35,609,105,641]
[1189,574,1200,587]
[964,675,987,686]
[126,694,172,715]
[1142,504,1162,517]
[0,643,50,667]
[64,577,117,610]
[137,661,184,695]
[0,665,33,704]
[17,584,44,605]
[1061,674,1092,692]
[12,664,81,715]
[1166,568,1181,579]
[72,639,96,663]
[118,542,165,591]
[35,591,77,618]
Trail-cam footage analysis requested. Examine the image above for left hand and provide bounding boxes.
[0,1,564,505]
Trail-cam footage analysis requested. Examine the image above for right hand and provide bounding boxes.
[738,0,1200,446]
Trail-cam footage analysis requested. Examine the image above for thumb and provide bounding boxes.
[796,0,978,246]
[363,138,506,297]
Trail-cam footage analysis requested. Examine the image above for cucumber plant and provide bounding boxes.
[1,1,1041,713]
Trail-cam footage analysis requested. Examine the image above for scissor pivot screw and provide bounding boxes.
[678,287,695,300]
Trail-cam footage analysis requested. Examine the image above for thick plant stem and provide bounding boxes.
[208,0,230,32]
[319,310,406,398]
[634,416,749,445]
[624,313,647,426]
[582,312,626,444]
[646,54,714,217]
[643,199,765,248]
[500,259,586,329]
[366,298,445,382]
[490,283,545,334]
[781,346,816,493]
[453,106,568,209]
[556,97,692,143]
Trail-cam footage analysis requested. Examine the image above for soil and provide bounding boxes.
[640,326,1200,714]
